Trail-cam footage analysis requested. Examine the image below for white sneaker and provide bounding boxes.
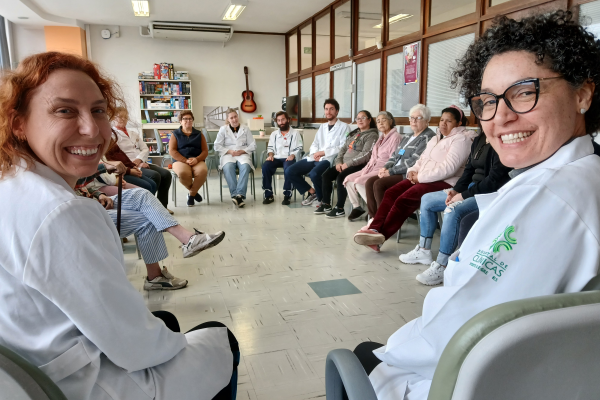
[399,245,433,265]
[144,267,188,290]
[416,261,445,286]
[301,193,317,206]
[313,200,322,208]
[182,229,225,258]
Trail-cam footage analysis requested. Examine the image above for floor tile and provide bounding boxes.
[307,278,362,298]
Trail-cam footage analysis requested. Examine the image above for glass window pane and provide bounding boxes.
[490,0,512,6]
[315,73,330,118]
[430,0,476,26]
[288,80,298,96]
[301,24,312,71]
[580,0,600,38]
[356,59,381,115]
[300,77,312,118]
[358,0,382,51]
[316,13,331,65]
[426,33,474,116]
[334,2,351,60]
[388,0,421,41]
[288,33,297,74]
[333,67,352,118]
[386,52,419,118]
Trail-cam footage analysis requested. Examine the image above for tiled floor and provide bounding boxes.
[123,172,441,400]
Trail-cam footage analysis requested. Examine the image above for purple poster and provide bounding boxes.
[404,42,419,85]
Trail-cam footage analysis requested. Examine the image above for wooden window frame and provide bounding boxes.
[332,0,353,64]
[314,8,334,71]
[299,21,314,76]
[313,69,333,123]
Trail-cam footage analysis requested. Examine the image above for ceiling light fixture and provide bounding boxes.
[18,17,29,19]
[132,1,150,17]
[222,0,248,21]
[374,13,413,28]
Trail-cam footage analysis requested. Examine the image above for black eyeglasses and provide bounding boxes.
[468,76,562,121]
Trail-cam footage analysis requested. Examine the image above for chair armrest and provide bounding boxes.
[325,349,377,400]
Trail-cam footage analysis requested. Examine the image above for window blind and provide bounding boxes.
[386,51,419,118]
[301,77,313,118]
[356,59,381,115]
[314,73,330,118]
[581,0,600,38]
[288,81,298,96]
[334,67,353,118]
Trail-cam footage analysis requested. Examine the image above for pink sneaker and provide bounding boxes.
[353,229,385,246]
[366,244,381,253]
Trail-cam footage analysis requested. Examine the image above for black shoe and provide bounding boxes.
[281,196,291,205]
[237,195,246,208]
[348,206,366,221]
[263,196,274,204]
[194,193,203,203]
[326,207,345,218]
[314,204,332,214]
[187,195,195,207]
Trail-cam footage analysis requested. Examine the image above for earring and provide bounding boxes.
[581,108,587,114]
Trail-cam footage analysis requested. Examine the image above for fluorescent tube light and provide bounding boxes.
[222,0,248,21]
[132,1,150,17]
[374,13,413,28]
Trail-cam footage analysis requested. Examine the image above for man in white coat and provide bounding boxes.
[214,108,256,208]
[262,111,303,205]
[285,98,350,206]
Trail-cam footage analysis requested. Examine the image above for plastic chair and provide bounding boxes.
[325,276,600,400]
[218,152,256,202]
[202,129,219,177]
[0,344,67,400]
[161,157,210,206]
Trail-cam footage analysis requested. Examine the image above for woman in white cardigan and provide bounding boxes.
[0,52,237,400]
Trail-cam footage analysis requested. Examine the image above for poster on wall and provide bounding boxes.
[404,42,419,85]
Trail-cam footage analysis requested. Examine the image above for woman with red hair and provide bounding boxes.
[0,52,237,400]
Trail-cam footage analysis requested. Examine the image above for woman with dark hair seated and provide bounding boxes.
[0,52,237,400]
[315,110,379,218]
[342,11,600,400]
[353,105,477,251]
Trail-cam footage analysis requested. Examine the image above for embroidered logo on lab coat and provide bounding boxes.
[470,226,517,282]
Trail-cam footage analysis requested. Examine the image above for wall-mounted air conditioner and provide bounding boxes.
[140,22,233,42]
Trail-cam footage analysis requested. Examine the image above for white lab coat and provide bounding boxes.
[369,136,600,400]
[0,161,232,400]
[113,127,149,163]
[305,120,350,164]
[266,128,303,159]
[214,124,256,169]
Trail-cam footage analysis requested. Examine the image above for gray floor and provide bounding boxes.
[123,172,441,400]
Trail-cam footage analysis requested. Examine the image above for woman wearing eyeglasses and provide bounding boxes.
[339,11,600,400]
[364,104,436,220]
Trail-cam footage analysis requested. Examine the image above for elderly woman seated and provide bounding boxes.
[342,11,600,400]
[354,105,477,252]
[0,52,238,399]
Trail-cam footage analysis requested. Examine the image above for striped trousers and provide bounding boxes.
[107,188,178,264]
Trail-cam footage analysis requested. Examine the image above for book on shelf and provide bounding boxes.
[139,81,190,96]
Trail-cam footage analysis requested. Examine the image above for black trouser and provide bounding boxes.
[342,341,384,400]
[152,311,239,400]
[321,164,365,208]
[146,164,173,208]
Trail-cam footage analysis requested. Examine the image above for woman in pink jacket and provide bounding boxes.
[353,106,477,252]
[344,111,402,221]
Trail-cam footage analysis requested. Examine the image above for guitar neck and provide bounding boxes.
[245,73,250,93]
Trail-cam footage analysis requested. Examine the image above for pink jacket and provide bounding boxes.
[344,128,402,186]
[407,126,478,186]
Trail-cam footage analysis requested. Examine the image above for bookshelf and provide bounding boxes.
[138,78,192,163]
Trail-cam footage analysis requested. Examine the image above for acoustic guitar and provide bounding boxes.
[240,66,257,113]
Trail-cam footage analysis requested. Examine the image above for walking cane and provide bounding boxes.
[116,174,123,235]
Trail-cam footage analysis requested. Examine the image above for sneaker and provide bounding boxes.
[182,229,226,258]
[347,207,366,221]
[194,193,203,203]
[301,193,317,206]
[353,228,385,246]
[281,196,291,205]
[326,207,346,218]
[416,261,445,286]
[232,195,246,208]
[263,196,274,205]
[313,200,322,208]
[187,195,195,207]
[314,204,332,214]
[144,267,188,291]
[365,244,381,253]
[167,209,174,215]
[399,245,433,265]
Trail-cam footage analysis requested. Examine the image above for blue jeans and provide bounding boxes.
[419,190,479,266]
[285,159,330,200]
[123,174,157,194]
[262,158,296,198]
[222,161,252,198]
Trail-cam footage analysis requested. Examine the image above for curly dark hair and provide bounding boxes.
[451,10,600,134]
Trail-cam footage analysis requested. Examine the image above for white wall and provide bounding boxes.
[12,24,45,62]
[89,25,285,126]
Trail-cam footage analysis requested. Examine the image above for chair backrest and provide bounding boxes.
[0,345,67,400]
[428,289,600,400]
